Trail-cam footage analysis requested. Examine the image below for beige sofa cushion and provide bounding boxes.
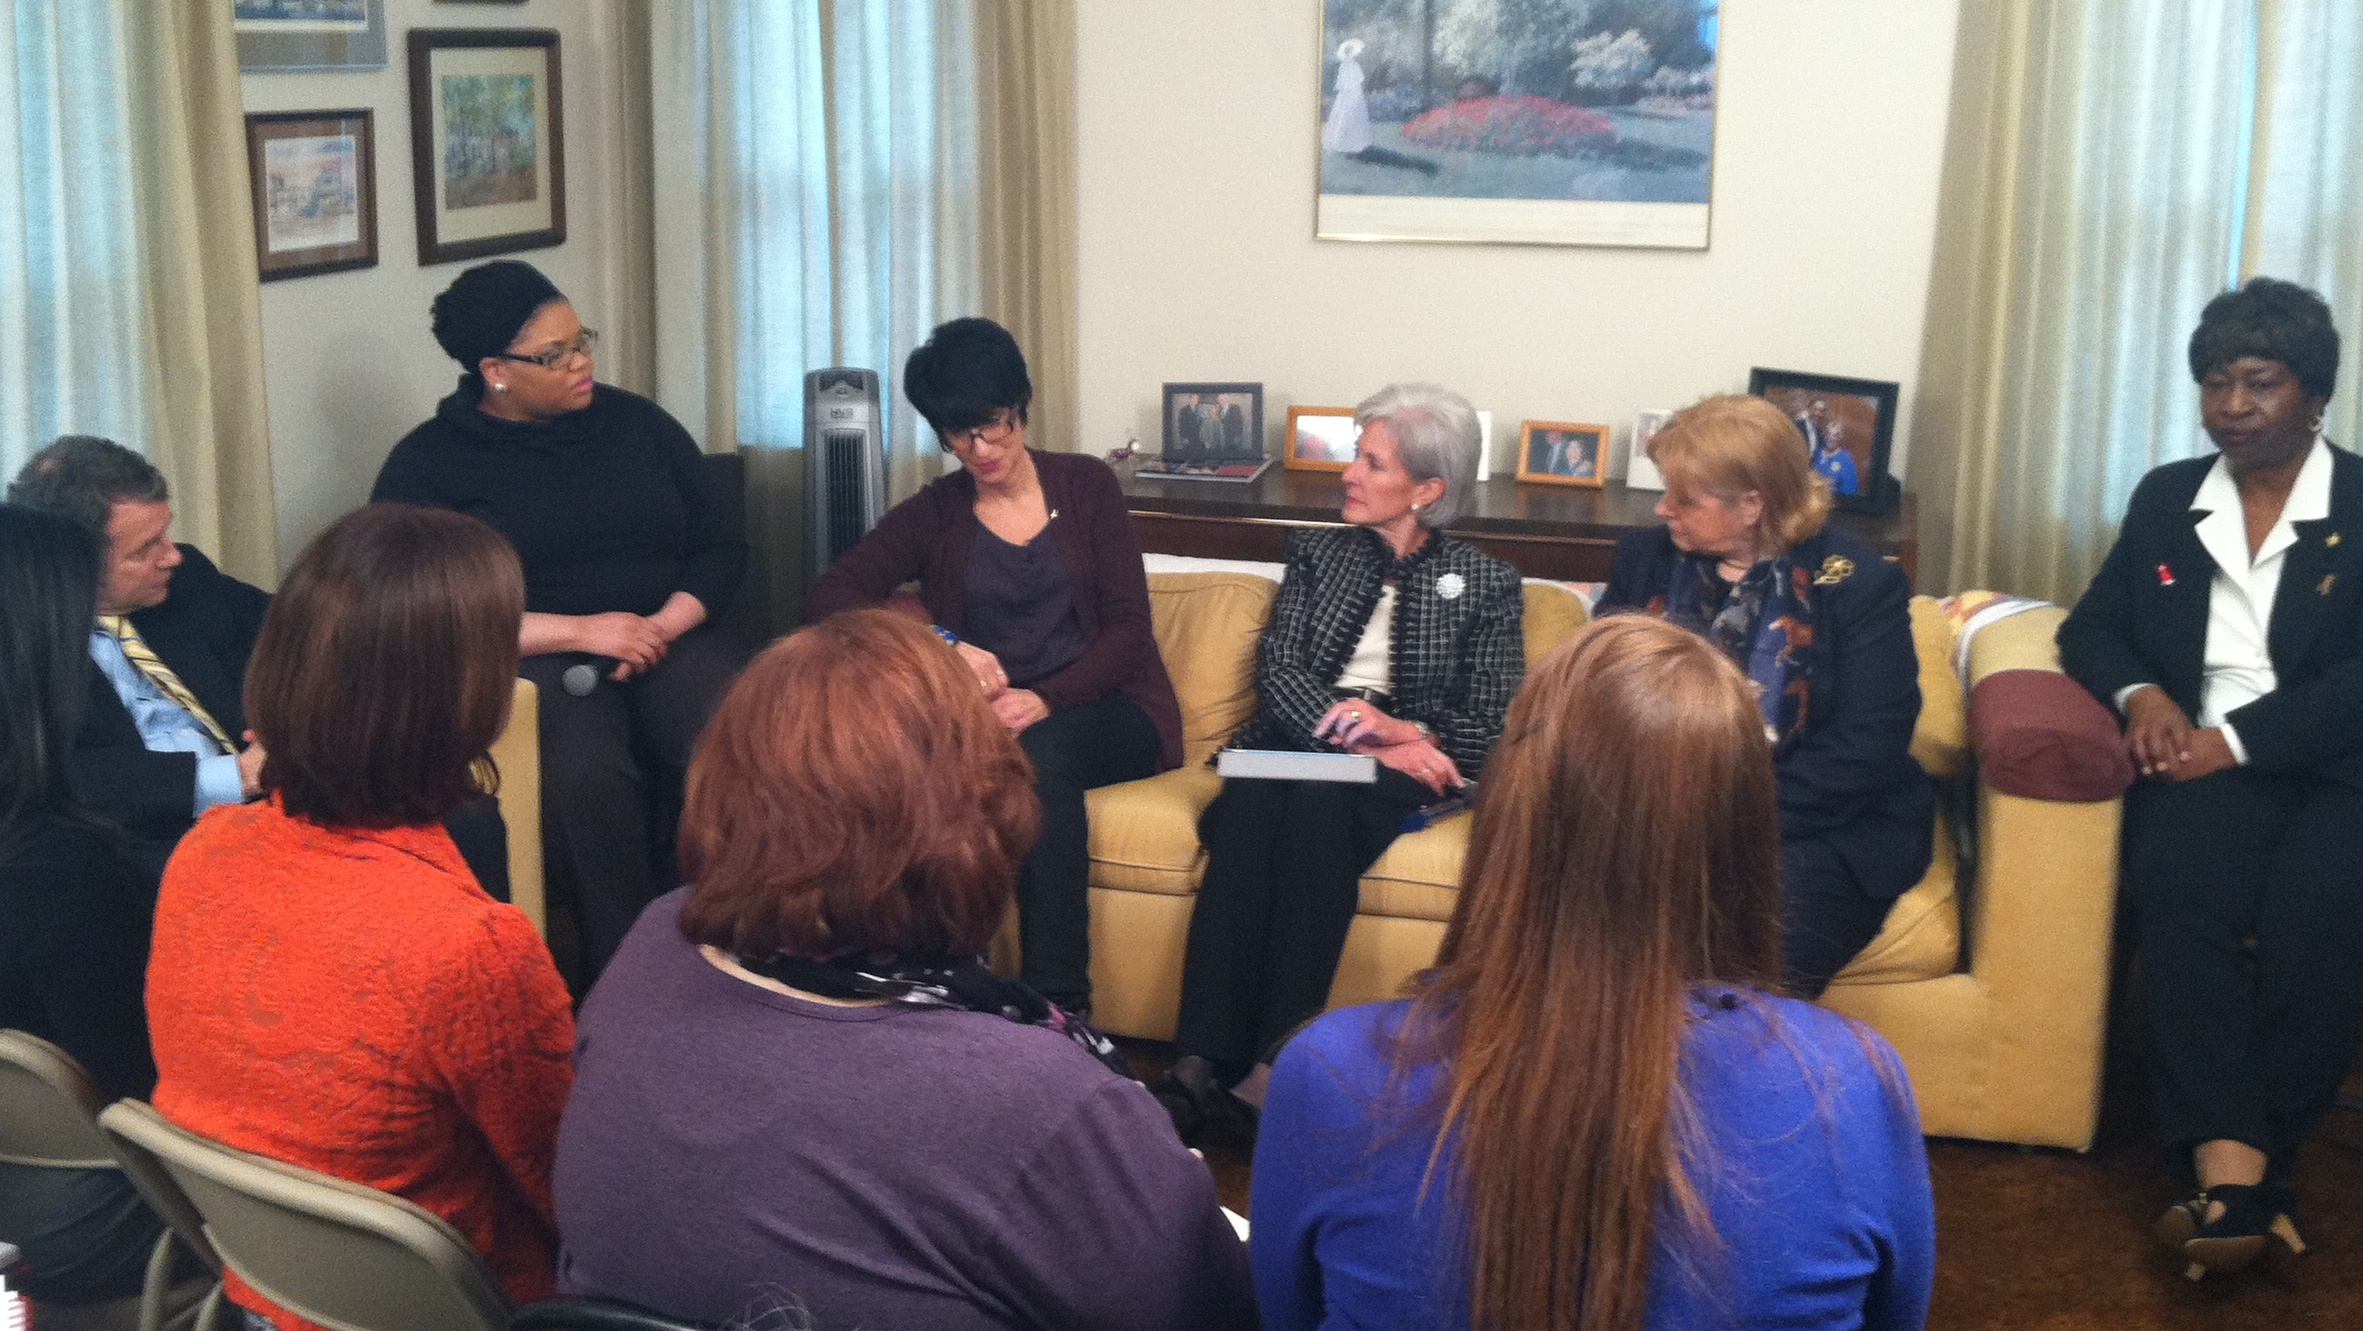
[1147,573,1277,767]
[1909,596,1968,780]
[1084,765,1222,895]
[1831,806,1960,985]
[1521,580,1591,661]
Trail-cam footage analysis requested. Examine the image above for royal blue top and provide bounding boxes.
[1250,993,1935,1331]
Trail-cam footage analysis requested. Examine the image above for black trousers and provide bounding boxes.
[0,1163,160,1305]
[2122,769,2363,1183]
[1174,769,1433,1072]
[1013,694,1164,1010]
[1781,835,1898,999]
[521,625,748,981]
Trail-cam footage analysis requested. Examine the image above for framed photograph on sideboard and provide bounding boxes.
[1284,405,1358,472]
[1747,367,1900,515]
[1161,382,1264,463]
[1516,420,1609,488]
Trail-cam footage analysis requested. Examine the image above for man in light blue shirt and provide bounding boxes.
[9,437,269,873]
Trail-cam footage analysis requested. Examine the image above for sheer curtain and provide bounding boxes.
[0,2,272,580]
[649,1,1074,633]
[1912,2,2256,602]
[1913,1,2363,603]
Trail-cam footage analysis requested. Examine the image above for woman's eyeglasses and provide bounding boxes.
[498,329,600,369]
[946,415,1019,449]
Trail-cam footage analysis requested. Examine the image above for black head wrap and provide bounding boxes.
[431,260,565,376]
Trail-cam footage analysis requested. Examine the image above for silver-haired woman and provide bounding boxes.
[1154,383,1525,1143]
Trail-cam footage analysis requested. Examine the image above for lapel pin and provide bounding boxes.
[2328,531,2343,548]
[2157,563,2176,587]
[2322,574,2338,596]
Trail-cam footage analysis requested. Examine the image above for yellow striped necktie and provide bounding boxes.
[97,614,234,754]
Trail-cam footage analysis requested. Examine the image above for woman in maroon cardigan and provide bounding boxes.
[805,318,1180,1017]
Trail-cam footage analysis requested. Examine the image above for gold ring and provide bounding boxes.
[1350,710,1363,721]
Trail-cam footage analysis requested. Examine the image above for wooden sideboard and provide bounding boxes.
[1120,466,1918,586]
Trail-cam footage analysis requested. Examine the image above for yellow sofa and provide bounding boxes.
[1076,569,2122,1151]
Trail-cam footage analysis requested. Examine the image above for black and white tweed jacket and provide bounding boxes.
[1228,525,1525,774]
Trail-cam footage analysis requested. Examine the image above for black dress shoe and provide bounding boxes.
[1152,1055,1221,1144]
[2157,1184,2276,1280]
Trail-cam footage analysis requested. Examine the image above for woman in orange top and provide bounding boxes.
[146,504,574,1328]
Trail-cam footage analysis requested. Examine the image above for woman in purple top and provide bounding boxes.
[553,610,1252,1331]
[805,318,1180,1018]
[1249,617,1935,1331]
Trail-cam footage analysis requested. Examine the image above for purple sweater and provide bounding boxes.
[803,449,1183,770]
[554,891,1255,1331]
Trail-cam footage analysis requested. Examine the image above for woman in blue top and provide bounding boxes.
[1249,616,1935,1331]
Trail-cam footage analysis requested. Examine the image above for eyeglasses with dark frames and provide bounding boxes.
[497,328,600,370]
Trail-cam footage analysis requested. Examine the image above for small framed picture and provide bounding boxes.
[408,28,566,266]
[1161,383,1265,463]
[1284,405,1358,472]
[1516,420,1609,488]
[1747,368,1900,514]
[245,110,377,282]
[235,0,386,73]
[1627,409,1671,491]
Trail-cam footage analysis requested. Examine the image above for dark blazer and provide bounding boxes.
[1229,525,1525,776]
[71,545,269,861]
[804,449,1186,771]
[2058,443,2363,787]
[1601,525,1935,900]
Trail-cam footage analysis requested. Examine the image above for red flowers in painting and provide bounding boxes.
[1400,95,1616,157]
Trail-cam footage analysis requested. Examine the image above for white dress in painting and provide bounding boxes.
[1322,41,1373,154]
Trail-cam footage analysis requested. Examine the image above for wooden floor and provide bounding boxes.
[1122,1032,2363,1331]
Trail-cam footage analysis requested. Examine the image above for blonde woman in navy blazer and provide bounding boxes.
[2060,277,2363,1279]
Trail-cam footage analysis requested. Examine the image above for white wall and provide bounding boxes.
[1074,2,1961,482]
[242,0,638,569]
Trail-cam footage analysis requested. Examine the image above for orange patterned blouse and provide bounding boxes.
[147,800,575,1330]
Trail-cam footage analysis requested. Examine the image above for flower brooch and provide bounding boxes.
[1436,572,1466,601]
[1813,556,1855,586]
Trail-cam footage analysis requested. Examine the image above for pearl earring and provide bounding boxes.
[2310,413,2325,433]
[493,382,510,393]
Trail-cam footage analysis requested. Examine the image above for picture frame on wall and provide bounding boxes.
[244,110,377,282]
[408,28,567,266]
[1747,367,1901,515]
[1315,0,1717,249]
[1284,405,1358,472]
[1516,420,1609,488]
[235,0,387,73]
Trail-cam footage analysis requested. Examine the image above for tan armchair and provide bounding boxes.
[1075,570,2121,1150]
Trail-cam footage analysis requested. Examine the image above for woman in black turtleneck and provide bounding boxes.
[373,260,748,982]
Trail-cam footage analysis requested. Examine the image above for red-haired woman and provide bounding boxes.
[552,610,1252,1331]
[146,505,576,1330]
[1249,617,1935,1331]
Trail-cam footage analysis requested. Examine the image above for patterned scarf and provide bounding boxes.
[1658,551,1816,753]
[737,950,1132,1078]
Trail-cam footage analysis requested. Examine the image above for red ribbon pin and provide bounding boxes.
[2157,563,2176,587]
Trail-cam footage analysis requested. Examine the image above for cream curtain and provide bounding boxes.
[1912,1,2255,602]
[124,2,275,584]
[648,0,1077,633]
[1,2,271,583]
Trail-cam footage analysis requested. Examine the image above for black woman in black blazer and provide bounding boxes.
[1599,396,1932,999]
[2058,276,2363,1275]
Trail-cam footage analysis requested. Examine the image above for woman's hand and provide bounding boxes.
[990,688,1050,733]
[2161,727,2238,783]
[574,612,669,679]
[2123,685,2196,777]
[1370,739,1463,795]
[1312,700,1422,751]
[647,591,708,645]
[955,641,1009,698]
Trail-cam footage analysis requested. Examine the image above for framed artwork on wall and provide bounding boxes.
[1284,405,1358,472]
[1517,420,1609,487]
[245,110,377,282]
[1315,0,1718,249]
[408,28,567,266]
[234,0,386,73]
[1747,367,1901,515]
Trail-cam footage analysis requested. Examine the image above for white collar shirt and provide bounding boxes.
[2185,434,2334,760]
